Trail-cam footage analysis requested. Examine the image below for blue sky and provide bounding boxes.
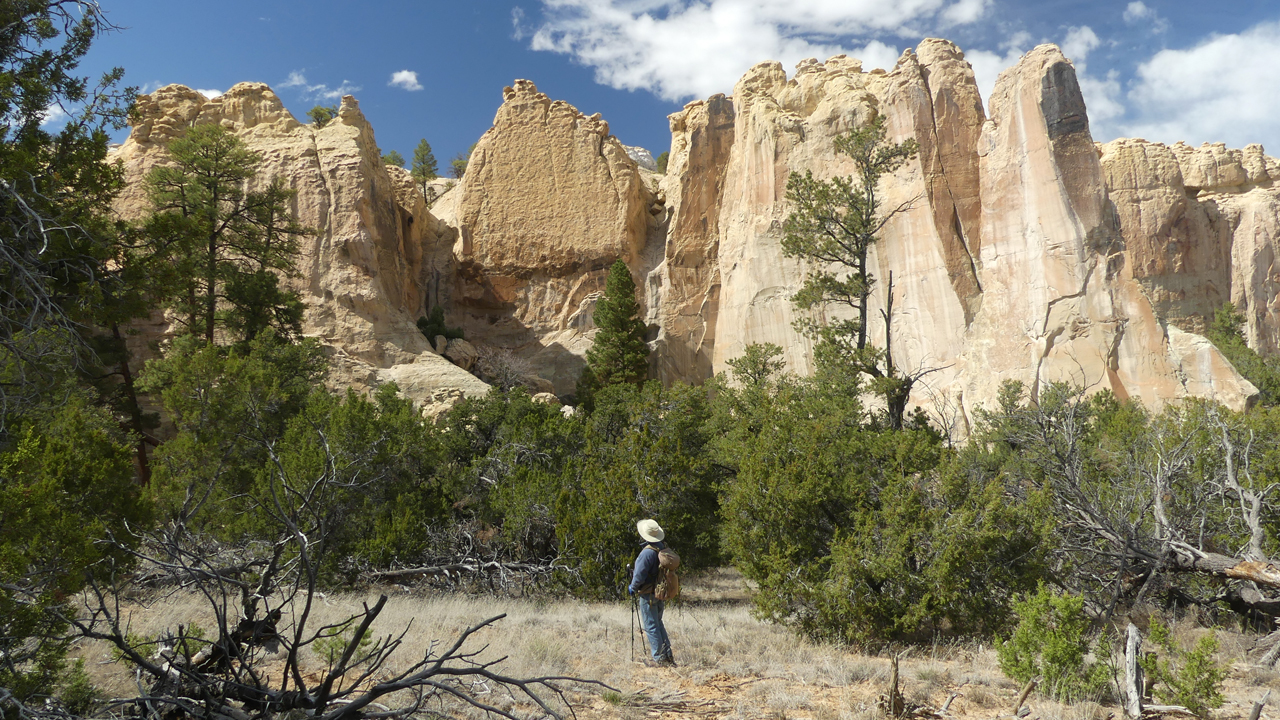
[75,1,1280,165]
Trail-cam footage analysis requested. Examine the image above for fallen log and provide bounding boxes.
[365,560,560,581]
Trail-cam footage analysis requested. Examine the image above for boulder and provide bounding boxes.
[443,338,478,371]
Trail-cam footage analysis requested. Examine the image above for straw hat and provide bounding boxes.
[636,519,665,542]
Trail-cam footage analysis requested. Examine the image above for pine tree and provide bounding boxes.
[577,259,649,408]
[782,113,920,429]
[382,149,405,167]
[144,123,310,344]
[411,139,438,197]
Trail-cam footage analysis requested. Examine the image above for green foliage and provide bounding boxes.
[450,142,477,179]
[1142,619,1229,718]
[713,346,1050,645]
[656,151,669,174]
[996,585,1109,702]
[552,382,722,596]
[417,305,465,341]
[144,123,310,343]
[142,334,446,574]
[381,149,405,167]
[307,104,338,127]
[314,619,374,666]
[1206,302,1280,406]
[0,390,150,701]
[0,1,134,428]
[57,659,104,716]
[781,113,920,428]
[436,382,722,598]
[577,259,649,411]
[412,139,439,196]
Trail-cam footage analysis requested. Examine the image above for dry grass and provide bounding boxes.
[68,569,1280,719]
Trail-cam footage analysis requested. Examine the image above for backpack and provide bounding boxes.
[648,544,681,601]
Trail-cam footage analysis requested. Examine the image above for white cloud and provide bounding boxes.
[195,88,223,98]
[1123,2,1169,33]
[39,104,69,127]
[388,70,423,91]
[280,71,307,88]
[1059,26,1124,126]
[527,0,990,101]
[940,0,990,26]
[279,70,361,101]
[966,32,1030,106]
[1121,20,1280,150]
[1060,25,1100,63]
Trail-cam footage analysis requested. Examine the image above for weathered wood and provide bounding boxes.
[1141,704,1196,718]
[1249,689,1271,720]
[365,560,556,581]
[888,657,905,718]
[1124,623,1143,719]
[1012,678,1036,717]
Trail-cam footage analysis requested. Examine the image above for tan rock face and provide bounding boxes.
[655,40,1258,428]
[437,79,655,394]
[112,83,488,409]
[118,39,1280,424]
[647,93,735,384]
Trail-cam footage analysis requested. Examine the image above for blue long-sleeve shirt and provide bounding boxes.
[628,540,666,595]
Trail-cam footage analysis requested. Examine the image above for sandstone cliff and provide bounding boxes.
[113,82,488,412]
[432,79,662,394]
[642,41,1259,431]
[118,40,1280,428]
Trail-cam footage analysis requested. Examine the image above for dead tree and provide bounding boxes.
[986,382,1280,626]
[43,418,612,720]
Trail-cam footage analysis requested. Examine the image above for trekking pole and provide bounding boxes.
[627,564,635,662]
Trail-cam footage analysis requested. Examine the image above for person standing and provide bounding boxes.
[628,519,675,666]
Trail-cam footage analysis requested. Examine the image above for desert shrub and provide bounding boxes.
[417,305,465,342]
[715,346,1051,645]
[996,585,1110,702]
[57,659,104,716]
[1141,618,1228,718]
[551,381,723,597]
[314,619,374,666]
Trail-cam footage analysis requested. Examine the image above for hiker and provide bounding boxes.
[628,519,676,666]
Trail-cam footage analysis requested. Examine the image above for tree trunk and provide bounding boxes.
[111,322,151,486]
[1123,623,1143,719]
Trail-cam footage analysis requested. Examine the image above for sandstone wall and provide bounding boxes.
[119,39,1280,425]
[653,40,1259,430]
[113,83,488,412]
[434,80,659,394]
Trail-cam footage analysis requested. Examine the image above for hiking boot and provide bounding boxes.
[658,655,677,668]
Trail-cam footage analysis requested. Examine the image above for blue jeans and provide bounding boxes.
[637,593,671,661]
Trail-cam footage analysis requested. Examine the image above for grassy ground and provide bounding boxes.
[71,568,1280,719]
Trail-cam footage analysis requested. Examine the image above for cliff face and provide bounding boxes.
[432,79,660,393]
[119,39,1280,425]
[636,40,1262,430]
[113,82,488,411]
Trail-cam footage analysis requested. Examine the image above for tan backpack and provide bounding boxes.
[648,545,681,601]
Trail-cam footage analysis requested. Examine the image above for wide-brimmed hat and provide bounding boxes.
[636,519,665,542]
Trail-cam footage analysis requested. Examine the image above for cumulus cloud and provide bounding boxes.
[389,70,423,91]
[527,0,990,101]
[195,88,223,98]
[1121,20,1280,150]
[1123,2,1169,33]
[967,27,1122,132]
[966,31,1029,106]
[1059,26,1124,128]
[39,104,69,127]
[279,70,360,101]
